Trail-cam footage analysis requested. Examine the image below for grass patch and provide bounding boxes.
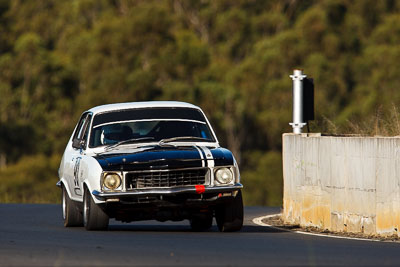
[320,105,400,136]
[0,154,61,203]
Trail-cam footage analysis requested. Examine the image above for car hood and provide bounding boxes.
[94,145,234,171]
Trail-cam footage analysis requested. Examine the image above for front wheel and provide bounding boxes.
[215,190,244,232]
[83,188,109,231]
[62,185,83,227]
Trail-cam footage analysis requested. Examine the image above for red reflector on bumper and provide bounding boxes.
[195,185,205,194]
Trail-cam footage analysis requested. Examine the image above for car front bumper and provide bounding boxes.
[91,183,243,200]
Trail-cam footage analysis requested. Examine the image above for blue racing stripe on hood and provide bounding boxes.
[210,148,234,166]
[94,146,205,171]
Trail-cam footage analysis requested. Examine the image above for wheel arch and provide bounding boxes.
[59,178,74,200]
[82,179,105,204]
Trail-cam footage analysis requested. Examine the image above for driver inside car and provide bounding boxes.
[100,124,133,145]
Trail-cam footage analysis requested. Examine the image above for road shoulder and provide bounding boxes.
[253,214,400,243]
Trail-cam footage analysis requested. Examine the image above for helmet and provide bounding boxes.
[100,124,132,145]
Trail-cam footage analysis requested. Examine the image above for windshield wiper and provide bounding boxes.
[158,136,211,146]
[105,137,155,151]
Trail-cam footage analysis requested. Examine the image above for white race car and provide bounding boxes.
[57,101,243,231]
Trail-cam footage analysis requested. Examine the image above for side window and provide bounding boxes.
[72,113,92,149]
[79,114,92,141]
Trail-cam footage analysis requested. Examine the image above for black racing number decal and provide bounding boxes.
[73,157,82,187]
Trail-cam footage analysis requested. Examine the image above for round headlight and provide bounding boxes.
[103,173,121,190]
[215,168,233,185]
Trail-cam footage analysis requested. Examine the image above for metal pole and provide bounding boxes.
[289,69,307,134]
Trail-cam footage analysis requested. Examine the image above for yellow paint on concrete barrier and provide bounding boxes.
[282,133,400,237]
[300,187,331,229]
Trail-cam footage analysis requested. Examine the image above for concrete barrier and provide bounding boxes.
[282,133,400,236]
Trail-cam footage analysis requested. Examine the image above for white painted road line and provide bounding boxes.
[252,214,290,232]
[252,214,390,243]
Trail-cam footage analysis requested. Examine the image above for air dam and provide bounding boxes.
[283,133,400,236]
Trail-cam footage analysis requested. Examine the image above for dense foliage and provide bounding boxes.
[0,0,399,204]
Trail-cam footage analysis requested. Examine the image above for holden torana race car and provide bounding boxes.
[57,101,243,231]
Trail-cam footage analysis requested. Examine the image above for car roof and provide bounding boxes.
[88,101,201,115]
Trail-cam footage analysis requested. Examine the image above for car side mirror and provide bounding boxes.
[72,138,86,150]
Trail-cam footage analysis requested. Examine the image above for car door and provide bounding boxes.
[69,112,92,198]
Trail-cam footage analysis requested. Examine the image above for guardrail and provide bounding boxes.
[282,133,400,236]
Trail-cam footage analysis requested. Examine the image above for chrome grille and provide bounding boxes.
[125,168,208,189]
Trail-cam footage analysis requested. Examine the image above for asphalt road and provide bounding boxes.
[0,204,399,266]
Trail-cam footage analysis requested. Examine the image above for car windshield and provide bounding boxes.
[88,108,215,148]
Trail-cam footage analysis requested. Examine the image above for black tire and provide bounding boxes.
[190,212,213,231]
[62,185,83,227]
[83,188,109,231]
[215,190,244,232]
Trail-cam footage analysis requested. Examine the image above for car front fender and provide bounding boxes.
[80,155,105,204]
